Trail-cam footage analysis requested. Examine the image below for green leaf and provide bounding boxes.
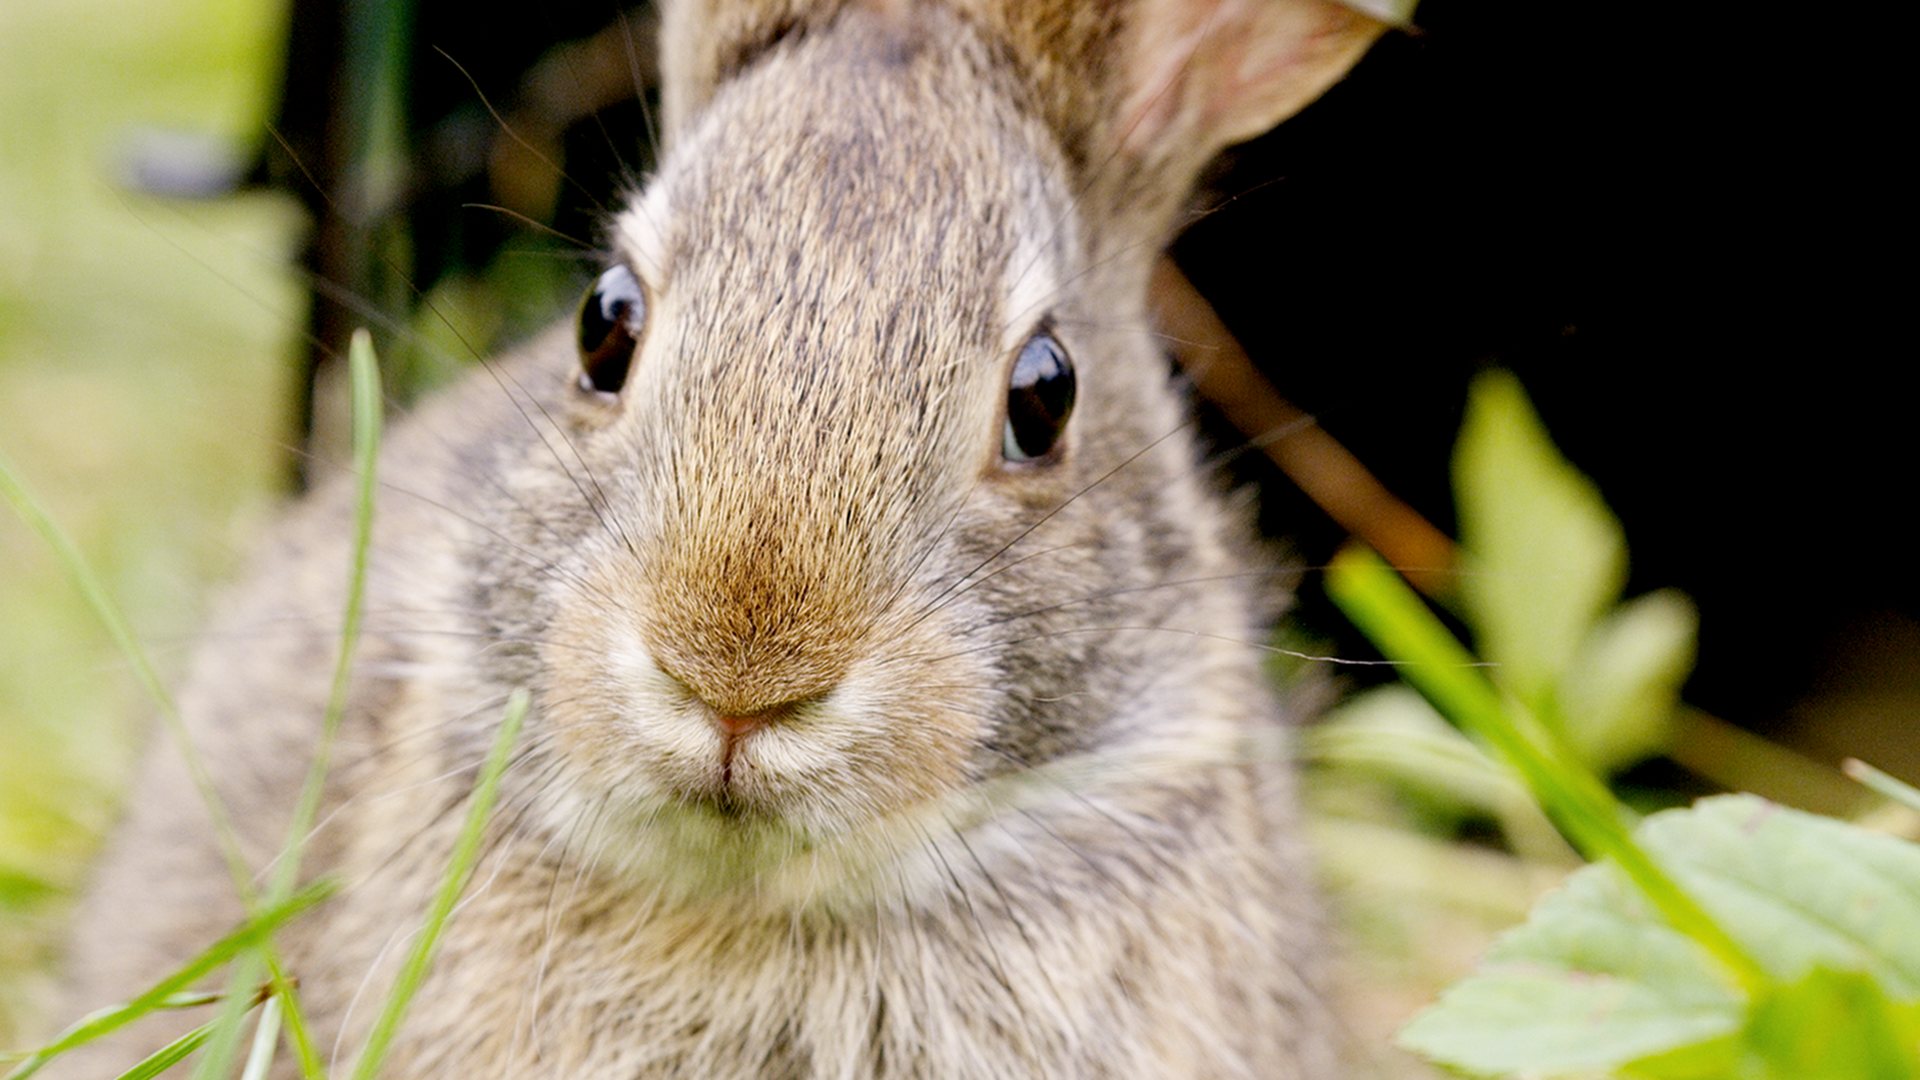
[1647,796,1920,995]
[1397,848,1744,1074]
[1737,967,1920,1080]
[1628,968,1920,1080]
[1311,686,1523,817]
[1454,369,1626,711]
[1326,545,1757,985]
[1558,588,1697,774]
[1399,795,1920,1077]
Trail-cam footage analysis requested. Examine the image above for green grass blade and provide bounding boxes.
[348,689,529,1080]
[271,328,382,902]
[110,1019,218,1080]
[3,882,329,1079]
[1326,542,1768,994]
[233,327,383,1080]
[238,992,283,1080]
[186,953,264,1080]
[1846,759,1920,816]
[264,964,325,1080]
[0,450,253,897]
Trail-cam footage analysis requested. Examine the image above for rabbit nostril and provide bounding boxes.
[713,713,765,739]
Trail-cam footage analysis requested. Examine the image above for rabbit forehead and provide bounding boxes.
[611,9,1073,499]
[596,9,1076,639]
[657,6,1062,347]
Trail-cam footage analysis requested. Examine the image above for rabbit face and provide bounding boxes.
[530,12,1115,882]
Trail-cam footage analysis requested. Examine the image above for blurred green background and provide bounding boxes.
[0,0,302,1045]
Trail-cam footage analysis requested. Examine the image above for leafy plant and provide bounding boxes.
[1324,370,1920,1078]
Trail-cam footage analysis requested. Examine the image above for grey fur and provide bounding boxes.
[54,1,1384,1076]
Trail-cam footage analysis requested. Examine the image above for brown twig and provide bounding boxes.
[1150,256,1458,598]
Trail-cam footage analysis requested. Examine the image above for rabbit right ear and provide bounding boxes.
[1111,0,1393,172]
[975,0,1397,228]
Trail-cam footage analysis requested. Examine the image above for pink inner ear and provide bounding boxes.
[1118,0,1384,162]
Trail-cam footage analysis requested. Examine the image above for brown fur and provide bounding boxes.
[53,1,1385,1076]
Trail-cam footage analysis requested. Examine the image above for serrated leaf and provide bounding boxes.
[1454,369,1626,711]
[1399,795,1920,1076]
[1647,796,1920,995]
[1628,968,1920,1080]
[1398,849,1744,1074]
[1558,588,1698,774]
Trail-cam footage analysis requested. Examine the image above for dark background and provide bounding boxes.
[1174,0,1912,768]
[261,0,1914,771]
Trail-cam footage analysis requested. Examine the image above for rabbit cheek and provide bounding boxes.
[752,643,996,833]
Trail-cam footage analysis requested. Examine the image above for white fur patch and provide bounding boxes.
[999,224,1062,351]
[613,182,674,284]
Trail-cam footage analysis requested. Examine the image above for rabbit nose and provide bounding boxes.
[713,712,765,740]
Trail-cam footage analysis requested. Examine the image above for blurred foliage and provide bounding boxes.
[1318,371,1920,1078]
[0,0,302,1050]
[1400,795,1920,1079]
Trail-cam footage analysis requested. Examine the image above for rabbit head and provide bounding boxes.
[492,0,1386,895]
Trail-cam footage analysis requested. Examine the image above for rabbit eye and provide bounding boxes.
[577,264,647,395]
[1002,325,1075,462]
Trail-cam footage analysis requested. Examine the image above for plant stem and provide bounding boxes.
[1326,542,1769,995]
[349,689,528,1080]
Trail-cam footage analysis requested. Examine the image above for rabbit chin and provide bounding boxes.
[535,642,994,903]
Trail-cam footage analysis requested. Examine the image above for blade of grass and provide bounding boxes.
[196,327,384,1080]
[238,993,283,1080]
[271,328,381,902]
[1326,542,1768,994]
[0,452,253,897]
[255,327,383,1080]
[348,688,528,1080]
[111,1019,219,1080]
[3,882,330,1079]
[187,950,264,1080]
[1845,759,1920,816]
[262,965,322,1080]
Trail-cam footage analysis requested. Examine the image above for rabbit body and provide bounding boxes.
[56,1,1385,1076]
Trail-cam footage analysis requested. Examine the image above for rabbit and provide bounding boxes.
[51,0,1389,1076]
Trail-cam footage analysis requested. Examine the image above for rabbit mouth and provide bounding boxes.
[536,693,975,904]
[655,699,850,822]
[537,632,992,859]
[642,678,968,832]
[537,554,1000,860]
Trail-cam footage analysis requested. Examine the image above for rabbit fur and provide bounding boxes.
[53,0,1386,1076]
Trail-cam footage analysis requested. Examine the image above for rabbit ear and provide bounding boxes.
[963,0,1394,230]
[1113,0,1390,172]
[657,0,1392,225]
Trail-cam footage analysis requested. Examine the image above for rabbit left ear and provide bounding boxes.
[1113,0,1389,175]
